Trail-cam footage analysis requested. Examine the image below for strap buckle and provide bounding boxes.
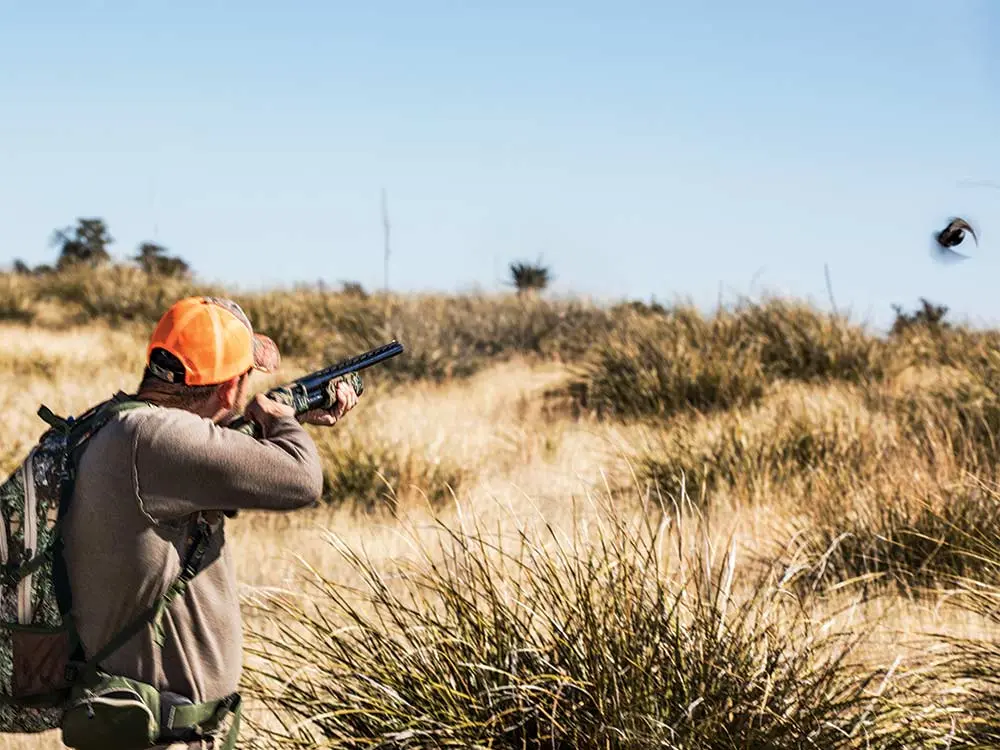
[37,405,73,435]
[159,691,242,743]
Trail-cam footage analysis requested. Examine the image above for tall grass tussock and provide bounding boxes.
[243,503,939,749]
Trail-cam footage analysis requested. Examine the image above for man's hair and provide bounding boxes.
[139,348,229,408]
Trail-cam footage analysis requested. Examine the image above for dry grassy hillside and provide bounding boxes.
[3,269,1000,747]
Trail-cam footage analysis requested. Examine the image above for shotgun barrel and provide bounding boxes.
[227,340,404,436]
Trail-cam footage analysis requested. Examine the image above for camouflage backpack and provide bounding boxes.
[0,393,146,733]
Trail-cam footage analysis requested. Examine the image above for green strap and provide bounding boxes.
[216,698,242,750]
[151,515,213,648]
[166,693,242,747]
[59,395,209,681]
[76,515,214,681]
[67,396,153,465]
[43,392,149,445]
[54,396,156,668]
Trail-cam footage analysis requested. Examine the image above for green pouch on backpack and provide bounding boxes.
[60,672,161,750]
[60,669,241,750]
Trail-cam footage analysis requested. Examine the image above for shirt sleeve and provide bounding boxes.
[130,407,325,521]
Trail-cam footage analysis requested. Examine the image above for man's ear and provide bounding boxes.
[215,377,241,410]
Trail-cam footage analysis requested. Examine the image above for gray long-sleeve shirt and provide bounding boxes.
[61,403,324,703]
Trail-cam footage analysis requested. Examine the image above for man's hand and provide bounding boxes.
[244,393,296,425]
[298,379,360,427]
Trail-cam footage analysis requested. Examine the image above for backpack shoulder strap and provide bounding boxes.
[66,394,152,462]
[69,513,216,684]
[52,394,156,664]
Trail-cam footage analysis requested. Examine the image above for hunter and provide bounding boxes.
[60,296,359,749]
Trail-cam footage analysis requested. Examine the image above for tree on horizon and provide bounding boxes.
[133,242,192,278]
[51,218,113,270]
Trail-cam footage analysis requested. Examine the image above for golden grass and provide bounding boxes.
[4,286,1000,745]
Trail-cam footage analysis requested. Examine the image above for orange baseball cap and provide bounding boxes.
[146,297,280,386]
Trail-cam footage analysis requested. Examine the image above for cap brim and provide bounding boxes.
[252,334,280,373]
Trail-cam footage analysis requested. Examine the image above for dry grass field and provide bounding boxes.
[4,269,1000,747]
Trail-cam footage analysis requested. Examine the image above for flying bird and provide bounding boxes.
[934,217,978,261]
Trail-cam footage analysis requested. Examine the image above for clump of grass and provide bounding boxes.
[732,298,884,383]
[243,506,930,749]
[565,299,884,422]
[34,264,209,323]
[0,275,37,322]
[325,293,616,383]
[567,306,768,421]
[640,383,897,503]
[318,435,465,512]
[778,483,1000,597]
[881,365,1000,475]
[901,525,1000,745]
[886,324,1000,378]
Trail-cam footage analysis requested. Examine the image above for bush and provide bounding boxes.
[318,435,465,512]
[890,298,951,336]
[567,307,768,421]
[509,259,551,293]
[243,509,930,748]
[640,384,897,502]
[0,275,36,323]
[778,483,1000,597]
[564,300,883,422]
[731,298,884,383]
[881,365,1000,475]
[31,264,207,323]
[885,326,1000,383]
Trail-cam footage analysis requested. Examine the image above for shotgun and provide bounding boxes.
[227,340,404,437]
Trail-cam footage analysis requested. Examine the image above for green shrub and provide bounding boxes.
[34,264,208,323]
[566,300,885,422]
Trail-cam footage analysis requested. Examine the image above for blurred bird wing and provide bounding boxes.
[948,218,979,245]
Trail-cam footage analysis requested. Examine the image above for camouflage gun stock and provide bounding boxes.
[227,340,404,437]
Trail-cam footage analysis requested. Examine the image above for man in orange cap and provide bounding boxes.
[60,297,359,749]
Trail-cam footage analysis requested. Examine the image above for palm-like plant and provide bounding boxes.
[509,259,551,294]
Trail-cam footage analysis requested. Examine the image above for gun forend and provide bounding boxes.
[227,340,403,435]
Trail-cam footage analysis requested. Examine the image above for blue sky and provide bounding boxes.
[1,1,998,329]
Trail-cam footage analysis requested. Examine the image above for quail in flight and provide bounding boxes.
[934,217,978,260]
